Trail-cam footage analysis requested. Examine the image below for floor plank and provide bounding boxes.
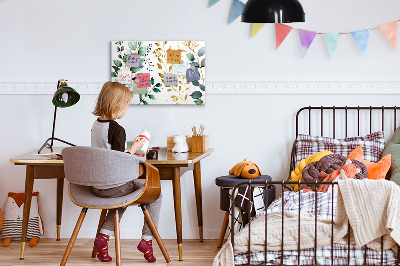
[0,239,221,265]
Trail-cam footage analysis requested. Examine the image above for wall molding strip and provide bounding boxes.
[0,81,399,95]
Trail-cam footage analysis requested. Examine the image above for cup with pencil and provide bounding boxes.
[191,124,209,152]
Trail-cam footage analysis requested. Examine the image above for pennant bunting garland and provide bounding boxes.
[275,23,293,49]
[209,0,220,7]
[251,23,266,38]
[208,4,400,57]
[378,21,398,50]
[229,0,245,24]
[298,30,317,58]
[323,33,341,58]
[351,29,370,55]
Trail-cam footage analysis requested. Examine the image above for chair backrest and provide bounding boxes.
[62,146,145,187]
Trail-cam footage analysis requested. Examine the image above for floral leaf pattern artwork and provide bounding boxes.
[111,41,206,105]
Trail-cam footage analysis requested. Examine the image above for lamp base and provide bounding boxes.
[38,137,76,154]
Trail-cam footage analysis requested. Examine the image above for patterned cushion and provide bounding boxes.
[294,131,385,166]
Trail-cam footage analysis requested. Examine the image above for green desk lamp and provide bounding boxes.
[38,79,80,154]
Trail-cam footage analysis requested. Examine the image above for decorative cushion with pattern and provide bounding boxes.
[294,131,385,167]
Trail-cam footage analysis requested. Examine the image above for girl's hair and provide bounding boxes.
[93,82,132,120]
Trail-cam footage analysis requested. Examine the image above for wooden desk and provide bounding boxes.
[10,147,213,261]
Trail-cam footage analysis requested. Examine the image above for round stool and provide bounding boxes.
[215,175,275,248]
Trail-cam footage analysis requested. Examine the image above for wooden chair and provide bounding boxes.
[60,146,171,265]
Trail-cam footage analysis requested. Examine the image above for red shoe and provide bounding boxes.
[94,233,112,262]
[137,239,156,262]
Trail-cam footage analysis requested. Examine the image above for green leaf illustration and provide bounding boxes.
[111,72,117,77]
[138,41,143,47]
[128,41,137,51]
[199,84,205,91]
[113,60,122,67]
[123,54,127,63]
[153,88,161,93]
[190,91,202,99]
[187,53,195,61]
[192,80,200,86]
[138,46,146,56]
[155,83,162,87]
[112,66,120,73]
[194,99,203,105]
[143,100,148,105]
[148,94,155,100]
[201,58,205,68]
[130,67,141,73]
[198,47,205,57]
[151,77,154,85]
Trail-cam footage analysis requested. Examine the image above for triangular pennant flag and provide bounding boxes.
[251,23,266,38]
[275,23,293,49]
[298,29,317,58]
[378,21,398,50]
[323,33,341,58]
[351,29,370,55]
[229,0,245,24]
[209,0,220,7]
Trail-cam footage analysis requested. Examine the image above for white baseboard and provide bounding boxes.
[44,228,222,240]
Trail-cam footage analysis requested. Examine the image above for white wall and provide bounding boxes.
[1,0,400,239]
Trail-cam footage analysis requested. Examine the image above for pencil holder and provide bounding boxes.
[191,135,209,153]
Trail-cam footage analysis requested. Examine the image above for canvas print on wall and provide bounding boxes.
[111,41,205,105]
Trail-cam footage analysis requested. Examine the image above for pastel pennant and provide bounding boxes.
[251,23,266,38]
[351,29,370,55]
[323,33,341,58]
[209,0,220,7]
[229,0,245,24]
[378,21,398,50]
[275,23,293,49]
[298,29,317,58]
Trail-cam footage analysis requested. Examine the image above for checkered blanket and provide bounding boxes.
[234,191,397,265]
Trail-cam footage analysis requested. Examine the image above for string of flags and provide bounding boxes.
[209,0,399,58]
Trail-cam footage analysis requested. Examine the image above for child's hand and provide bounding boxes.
[134,149,149,157]
[129,137,147,154]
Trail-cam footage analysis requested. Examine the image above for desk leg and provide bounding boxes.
[20,165,34,259]
[56,178,64,241]
[172,167,183,261]
[193,161,203,242]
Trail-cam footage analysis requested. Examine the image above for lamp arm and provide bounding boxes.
[50,105,57,148]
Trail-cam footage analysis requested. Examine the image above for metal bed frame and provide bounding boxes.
[230,106,400,266]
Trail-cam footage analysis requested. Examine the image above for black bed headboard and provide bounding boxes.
[296,106,400,138]
[289,106,400,179]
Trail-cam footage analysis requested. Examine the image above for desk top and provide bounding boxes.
[10,147,214,166]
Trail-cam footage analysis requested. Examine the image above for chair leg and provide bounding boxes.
[91,209,108,258]
[217,211,230,248]
[141,205,171,263]
[114,209,121,266]
[60,208,88,266]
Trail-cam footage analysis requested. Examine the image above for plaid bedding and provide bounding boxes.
[234,191,397,265]
[294,131,385,166]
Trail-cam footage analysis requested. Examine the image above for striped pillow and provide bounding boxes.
[294,131,385,166]
[1,217,41,240]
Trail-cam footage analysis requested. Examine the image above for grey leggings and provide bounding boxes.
[92,180,162,240]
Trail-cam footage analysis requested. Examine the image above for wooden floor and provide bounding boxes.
[0,239,221,265]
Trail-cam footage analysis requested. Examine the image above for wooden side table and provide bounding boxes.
[215,175,275,248]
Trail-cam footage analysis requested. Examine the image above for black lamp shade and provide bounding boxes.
[242,0,305,23]
[52,84,80,108]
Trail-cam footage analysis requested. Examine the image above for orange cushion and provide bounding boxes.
[348,146,391,180]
